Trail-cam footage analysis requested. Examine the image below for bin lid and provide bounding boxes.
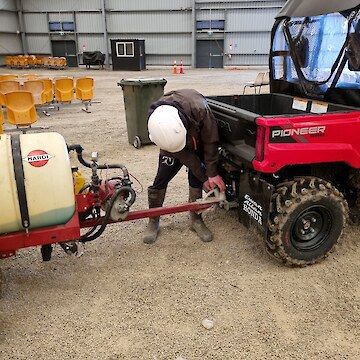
[118,78,167,87]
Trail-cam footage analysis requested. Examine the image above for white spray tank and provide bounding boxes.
[0,132,76,234]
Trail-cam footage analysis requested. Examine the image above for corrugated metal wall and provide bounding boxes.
[23,13,48,33]
[21,0,102,11]
[196,1,285,67]
[224,4,283,65]
[2,0,286,67]
[105,2,193,66]
[0,0,22,65]
[106,0,193,11]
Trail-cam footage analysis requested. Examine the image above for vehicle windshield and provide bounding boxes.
[272,11,360,93]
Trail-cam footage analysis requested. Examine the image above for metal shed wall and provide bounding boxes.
[78,35,106,53]
[48,12,74,22]
[0,33,22,53]
[0,11,18,32]
[196,0,285,67]
[0,0,16,10]
[109,33,192,65]
[75,13,103,33]
[226,7,279,31]
[105,0,193,11]
[3,0,287,68]
[196,0,283,7]
[106,2,193,66]
[0,0,21,64]
[107,12,191,33]
[26,34,51,54]
[197,9,225,20]
[21,0,102,11]
[222,5,282,65]
[23,13,48,33]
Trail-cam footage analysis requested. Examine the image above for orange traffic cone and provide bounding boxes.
[173,60,178,74]
[179,60,184,74]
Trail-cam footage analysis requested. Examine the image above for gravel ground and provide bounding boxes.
[1,67,360,360]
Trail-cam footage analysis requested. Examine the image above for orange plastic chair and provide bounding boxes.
[49,57,57,69]
[55,78,74,104]
[5,56,13,68]
[41,78,54,103]
[0,108,4,134]
[53,57,62,68]
[0,80,21,106]
[0,74,19,81]
[59,57,67,68]
[23,80,46,105]
[22,74,39,80]
[43,57,51,67]
[27,55,37,68]
[18,55,28,68]
[76,77,94,112]
[8,56,15,67]
[14,56,23,68]
[36,56,45,67]
[4,91,37,128]
[24,79,53,116]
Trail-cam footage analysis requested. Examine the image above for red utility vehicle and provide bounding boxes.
[207,0,360,265]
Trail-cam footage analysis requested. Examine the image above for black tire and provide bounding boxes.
[267,177,349,266]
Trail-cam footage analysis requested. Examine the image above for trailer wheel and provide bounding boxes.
[133,136,141,149]
[267,177,349,266]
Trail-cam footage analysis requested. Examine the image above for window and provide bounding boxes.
[62,22,75,32]
[116,42,134,57]
[196,20,225,31]
[49,22,62,32]
[49,21,75,32]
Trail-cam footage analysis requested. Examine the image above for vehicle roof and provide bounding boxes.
[276,0,360,18]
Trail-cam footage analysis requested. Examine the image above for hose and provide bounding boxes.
[67,143,130,179]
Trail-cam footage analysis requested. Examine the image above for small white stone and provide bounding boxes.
[201,318,215,329]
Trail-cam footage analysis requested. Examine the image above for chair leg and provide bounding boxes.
[81,101,91,113]
[37,105,51,117]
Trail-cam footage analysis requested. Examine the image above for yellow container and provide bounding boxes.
[72,168,88,194]
[0,132,76,234]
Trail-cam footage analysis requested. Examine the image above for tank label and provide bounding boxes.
[23,150,53,167]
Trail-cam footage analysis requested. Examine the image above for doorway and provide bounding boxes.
[196,40,224,68]
[51,40,78,67]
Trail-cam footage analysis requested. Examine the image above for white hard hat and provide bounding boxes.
[148,105,187,152]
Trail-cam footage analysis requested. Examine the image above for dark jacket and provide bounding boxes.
[149,89,219,182]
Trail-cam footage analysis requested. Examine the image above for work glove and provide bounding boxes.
[203,175,226,192]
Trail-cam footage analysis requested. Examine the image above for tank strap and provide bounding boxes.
[11,134,30,229]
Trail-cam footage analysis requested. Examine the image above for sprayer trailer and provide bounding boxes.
[0,132,221,262]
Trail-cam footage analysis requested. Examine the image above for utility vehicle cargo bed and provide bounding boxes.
[206,93,358,162]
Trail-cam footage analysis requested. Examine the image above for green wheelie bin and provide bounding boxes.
[118,78,167,148]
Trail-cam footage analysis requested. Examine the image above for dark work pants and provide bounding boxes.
[150,153,203,190]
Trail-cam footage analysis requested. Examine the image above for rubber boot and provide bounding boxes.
[143,188,166,244]
[189,186,213,242]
